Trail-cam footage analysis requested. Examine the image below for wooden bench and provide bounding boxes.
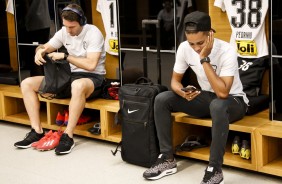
[171,110,270,171]
[0,84,121,143]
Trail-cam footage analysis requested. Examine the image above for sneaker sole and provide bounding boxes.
[55,143,75,155]
[232,151,240,154]
[37,146,57,151]
[145,167,177,180]
[14,144,32,149]
[38,148,54,151]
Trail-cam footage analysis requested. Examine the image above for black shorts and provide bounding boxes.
[56,72,105,100]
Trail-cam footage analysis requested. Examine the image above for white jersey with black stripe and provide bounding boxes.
[214,0,268,58]
[97,0,118,55]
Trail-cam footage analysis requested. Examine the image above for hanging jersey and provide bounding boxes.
[214,0,268,58]
[97,0,118,55]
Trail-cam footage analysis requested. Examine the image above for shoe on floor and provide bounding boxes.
[200,166,224,184]
[31,130,53,148]
[55,133,75,155]
[143,154,177,180]
[37,130,63,151]
[14,129,45,149]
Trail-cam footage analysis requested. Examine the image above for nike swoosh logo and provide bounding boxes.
[128,109,139,114]
[66,43,71,45]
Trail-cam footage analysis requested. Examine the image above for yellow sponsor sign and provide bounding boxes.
[236,40,257,56]
[109,39,118,53]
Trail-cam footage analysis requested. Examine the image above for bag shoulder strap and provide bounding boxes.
[111,141,122,156]
[135,77,153,85]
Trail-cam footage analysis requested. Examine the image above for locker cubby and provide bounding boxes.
[256,123,282,177]
[2,95,47,125]
[105,111,121,143]
[172,112,268,171]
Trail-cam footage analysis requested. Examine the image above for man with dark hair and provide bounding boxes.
[143,11,248,184]
[14,4,106,155]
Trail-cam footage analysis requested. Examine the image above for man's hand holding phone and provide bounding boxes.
[181,85,200,101]
[181,86,198,92]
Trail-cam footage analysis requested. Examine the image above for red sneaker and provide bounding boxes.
[36,130,63,151]
[64,111,91,126]
[64,110,69,125]
[56,111,65,126]
[31,130,53,148]
[77,114,91,125]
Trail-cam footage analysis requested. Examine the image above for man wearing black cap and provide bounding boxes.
[143,11,248,184]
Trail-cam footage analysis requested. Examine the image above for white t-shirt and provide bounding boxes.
[214,0,268,58]
[48,24,106,75]
[97,0,118,56]
[174,38,249,104]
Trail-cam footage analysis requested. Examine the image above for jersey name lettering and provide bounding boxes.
[236,31,252,39]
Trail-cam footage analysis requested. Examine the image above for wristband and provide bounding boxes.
[200,57,210,64]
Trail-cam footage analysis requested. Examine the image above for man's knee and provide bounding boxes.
[21,77,38,92]
[71,79,93,97]
[209,99,228,114]
[71,80,85,93]
[155,91,171,106]
[20,78,29,88]
[154,91,176,111]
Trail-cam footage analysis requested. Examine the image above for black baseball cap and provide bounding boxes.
[184,11,215,32]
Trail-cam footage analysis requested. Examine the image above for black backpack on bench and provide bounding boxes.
[112,77,168,167]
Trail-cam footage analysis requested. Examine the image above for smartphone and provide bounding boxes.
[181,86,198,92]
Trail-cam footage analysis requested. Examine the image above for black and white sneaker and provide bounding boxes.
[143,154,177,180]
[14,129,45,149]
[200,166,224,184]
[55,133,75,155]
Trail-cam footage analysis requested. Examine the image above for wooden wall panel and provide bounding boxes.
[208,0,231,42]
[6,1,18,71]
